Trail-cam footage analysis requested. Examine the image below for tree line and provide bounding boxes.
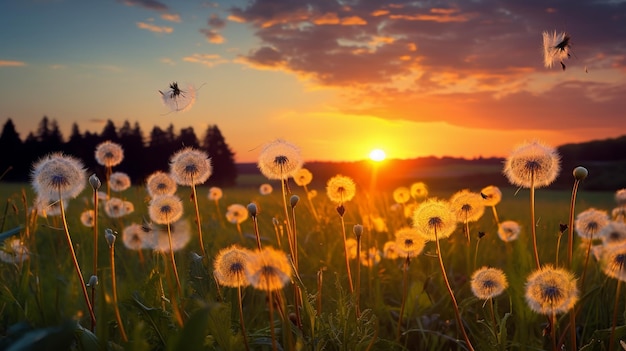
[0,117,238,186]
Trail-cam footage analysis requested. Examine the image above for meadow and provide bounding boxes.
[0,142,625,351]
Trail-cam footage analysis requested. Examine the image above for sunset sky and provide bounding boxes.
[1,0,625,163]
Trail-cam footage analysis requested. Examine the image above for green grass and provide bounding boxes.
[0,180,624,351]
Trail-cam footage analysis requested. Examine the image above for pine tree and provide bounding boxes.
[0,119,22,181]
[202,125,237,186]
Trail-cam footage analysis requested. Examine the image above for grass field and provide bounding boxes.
[0,172,625,351]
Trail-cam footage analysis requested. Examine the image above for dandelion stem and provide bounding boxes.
[59,192,96,330]
[355,233,362,319]
[340,214,355,294]
[566,178,580,351]
[109,238,128,342]
[491,205,500,226]
[251,215,263,251]
[316,268,323,316]
[90,187,99,332]
[237,284,250,351]
[551,313,558,351]
[434,229,475,351]
[303,184,320,223]
[191,182,207,258]
[166,222,183,300]
[268,283,277,351]
[530,173,541,269]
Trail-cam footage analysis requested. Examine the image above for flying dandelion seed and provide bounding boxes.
[542,30,572,71]
[159,81,198,113]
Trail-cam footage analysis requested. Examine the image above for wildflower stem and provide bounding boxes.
[316,268,323,316]
[434,229,475,351]
[303,184,320,222]
[91,187,99,332]
[530,174,541,269]
[109,239,128,342]
[551,313,557,351]
[237,284,250,351]
[280,178,294,244]
[488,298,499,345]
[340,215,355,294]
[268,284,277,351]
[252,215,263,251]
[166,222,183,300]
[59,193,96,330]
[355,233,362,319]
[491,205,500,226]
[191,183,207,258]
[566,178,580,350]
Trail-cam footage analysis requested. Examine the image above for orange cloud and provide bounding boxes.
[161,13,181,22]
[313,13,340,25]
[0,60,26,67]
[340,16,367,25]
[136,21,173,33]
[183,54,228,67]
[389,8,473,23]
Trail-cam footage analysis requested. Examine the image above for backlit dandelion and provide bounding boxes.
[95,141,124,168]
[412,199,457,241]
[410,182,428,200]
[34,196,66,217]
[122,223,153,251]
[525,265,578,315]
[470,267,508,300]
[601,243,626,282]
[481,185,502,207]
[613,207,626,222]
[257,139,303,180]
[123,200,134,215]
[293,168,313,186]
[504,141,561,188]
[169,147,212,186]
[31,153,86,201]
[80,210,95,227]
[345,238,358,259]
[259,183,273,195]
[208,186,223,201]
[393,187,411,204]
[104,197,127,218]
[245,247,292,291]
[394,227,426,258]
[600,221,626,246]
[0,238,30,264]
[575,208,610,240]
[148,194,183,225]
[498,220,521,242]
[326,175,356,204]
[159,81,197,113]
[213,245,252,288]
[450,190,485,223]
[542,30,572,70]
[146,171,177,197]
[109,172,131,192]
[615,189,626,207]
[226,204,248,224]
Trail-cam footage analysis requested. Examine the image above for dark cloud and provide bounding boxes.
[208,13,226,29]
[229,0,626,131]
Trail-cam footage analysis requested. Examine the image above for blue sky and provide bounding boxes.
[1,0,625,162]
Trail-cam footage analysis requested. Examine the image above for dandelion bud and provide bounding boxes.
[336,205,345,217]
[105,228,116,248]
[573,166,588,181]
[190,252,204,262]
[87,275,98,287]
[89,174,102,190]
[272,217,280,226]
[247,203,258,218]
[290,195,299,208]
[353,224,364,238]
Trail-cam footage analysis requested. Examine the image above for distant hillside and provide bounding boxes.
[238,136,626,192]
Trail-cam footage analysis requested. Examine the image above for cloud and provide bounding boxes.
[161,13,181,22]
[199,28,225,43]
[0,60,26,67]
[121,0,169,12]
[136,21,173,33]
[228,0,626,132]
[183,53,228,67]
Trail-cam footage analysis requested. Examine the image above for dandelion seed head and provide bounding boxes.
[412,199,457,241]
[360,247,381,267]
[503,140,561,188]
[122,223,154,250]
[245,247,292,291]
[146,171,177,197]
[575,208,610,240]
[0,238,30,264]
[226,203,248,224]
[80,209,95,227]
[450,189,485,223]
[213,245,252,288]
[410,182,428,200]
[601,243,626,282]
[170,147,212,186]
[293,168,313,186]
[480,185,502,207]
[31,153,86,201]
[615,189,626,207]
[498,220,521,242]
[148,194,183,225]
[525,265,578,315]
[599,221,626,246]
[470,267,508,300]
[259,183,273,195]
[109,172,131,192]
[159,82,197,112]
[105,197,127,218]
[393,186,411,204]
[208,186,223,201]
[542,30,571,69]
[394,227,426,258]
[326,175,356,204]
[149,219,191,253]
[257,139,303,180]
[383,241,399,259]
[95,141,124,168]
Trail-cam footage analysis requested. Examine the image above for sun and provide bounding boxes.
[369,148,386,162]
